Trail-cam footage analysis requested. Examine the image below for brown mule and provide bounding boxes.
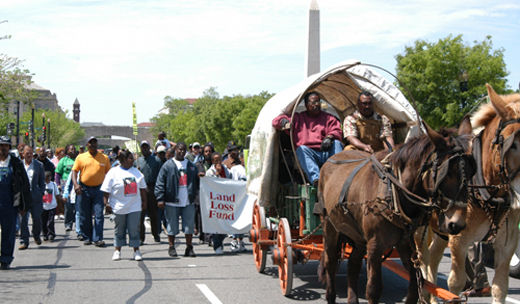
[420,84,520,304]
[318,117,474,304]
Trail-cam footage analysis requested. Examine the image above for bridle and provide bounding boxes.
[419,142,475,213]
[491,118,520,184]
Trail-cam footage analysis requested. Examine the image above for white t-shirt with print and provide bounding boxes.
[101,166,147,214]
[165,159,189,208]
[43,181,59,210]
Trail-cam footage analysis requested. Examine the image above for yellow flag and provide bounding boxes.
[132,102,138,136]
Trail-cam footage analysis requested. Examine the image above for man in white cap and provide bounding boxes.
[186,142,202,164]
[71,136,110,247]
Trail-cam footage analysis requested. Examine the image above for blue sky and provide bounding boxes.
[1,0,519,126]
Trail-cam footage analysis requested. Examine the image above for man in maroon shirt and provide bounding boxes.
[272,92,343,186]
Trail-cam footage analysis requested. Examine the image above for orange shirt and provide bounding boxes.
[72,151,110,186]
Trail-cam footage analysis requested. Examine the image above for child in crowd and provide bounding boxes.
[205,152,231,255]
[42,171,60,241]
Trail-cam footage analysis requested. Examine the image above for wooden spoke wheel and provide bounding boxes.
[251,203,267,273]
[277,218,293,296]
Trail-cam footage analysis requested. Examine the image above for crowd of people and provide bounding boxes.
[0,131,248,269]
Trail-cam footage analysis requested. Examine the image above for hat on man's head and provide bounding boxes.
[192,142,201,148]
[156,145,167,153]
[227,140,238,151]
[86,136,97,144]
[0,135,12,146]
[140,140,150,147]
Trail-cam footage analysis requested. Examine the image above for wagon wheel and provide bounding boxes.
[251,203,267,273]
[277,218,293,296]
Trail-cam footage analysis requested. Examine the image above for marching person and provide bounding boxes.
[41,171,60,241]
[222,142,241,170]
[0,136,31,269]
[101,150,147,261]
[19,145,45,250]
[55,144,77,232]
[272,91,343,186]
[155,142,199,258]
[71,136,110,247]
[343,91,394,153]
[136,140,162,244]
[205,152,231,255]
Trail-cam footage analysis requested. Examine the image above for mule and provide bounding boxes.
[420,84,520,304]
[317,118,475,304]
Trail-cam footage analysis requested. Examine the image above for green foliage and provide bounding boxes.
[395,35,508,128]
[21,108,84,148]
[152,88,273,152]
[0,54,35,104]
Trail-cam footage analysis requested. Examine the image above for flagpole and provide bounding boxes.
[132,102,138,154]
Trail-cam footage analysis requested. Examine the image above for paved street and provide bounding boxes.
[2,217,520,304]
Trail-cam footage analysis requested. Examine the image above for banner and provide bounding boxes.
[132,102,138,136]
[200,177,253,234]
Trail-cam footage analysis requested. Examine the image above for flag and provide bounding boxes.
[132,102,138,136]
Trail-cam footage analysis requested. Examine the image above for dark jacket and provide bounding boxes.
[155,158,199,204]
[9,153,32,212]
[27,159,46,207]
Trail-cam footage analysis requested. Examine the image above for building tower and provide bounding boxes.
[73,98,80,123]
[305,0,320,77]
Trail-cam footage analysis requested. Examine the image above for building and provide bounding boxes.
[6,82,63,116]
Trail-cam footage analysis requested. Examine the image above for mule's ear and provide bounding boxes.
[487,83,511,120]
[458,115,472,136]
[422,120,447,151]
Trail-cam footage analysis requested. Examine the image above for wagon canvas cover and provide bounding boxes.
[246,60,420,207]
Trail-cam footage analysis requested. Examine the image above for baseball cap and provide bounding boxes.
[86,136,97,144]
[0,135,12,146]
[140,140,150,147]
[227,140,238,151]
[156,145,167,153]
[192,142,201,148]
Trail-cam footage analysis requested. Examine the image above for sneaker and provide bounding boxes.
[154,236,161,243]
[134,250,143,261]
[168,246,177,257]
[59,215,65,220]
[65,226,73,232]
[184,245,196,257]
[84,240,92,245]
[18,243,28,250]
[49,235,55,241]
[43,236,49,242]
[239,240,247,252]
[77,235,85,241]
[94,241,106,248]
[112,250,121,261]
[214,246,224,255]
[34,236,42,245]
[230,240,239,253]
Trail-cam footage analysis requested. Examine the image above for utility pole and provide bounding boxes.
[30,104,34,149]
[47,119,51,149]
[15,100,20,146]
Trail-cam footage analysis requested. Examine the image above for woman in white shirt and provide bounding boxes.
[101,150,147,261]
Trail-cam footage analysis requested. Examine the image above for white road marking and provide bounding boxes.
[188,264,197,267]
[196,284,223,304]
[507,296,520,304]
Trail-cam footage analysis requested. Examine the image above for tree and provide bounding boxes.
[395,35,508,128]
[152,88,272,152]
[0,54,35,135]
[21,108,84,148]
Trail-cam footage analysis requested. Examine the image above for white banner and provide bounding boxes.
[200,177,253,234]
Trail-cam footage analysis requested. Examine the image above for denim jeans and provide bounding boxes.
[140,188,159,242]
[295,139,343,184]
[164,204,195,236]
[78,184,104,242]
[0,206,18,264]
[75,199,82,236]
[114,211,141,248]
[20,199,43,245]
